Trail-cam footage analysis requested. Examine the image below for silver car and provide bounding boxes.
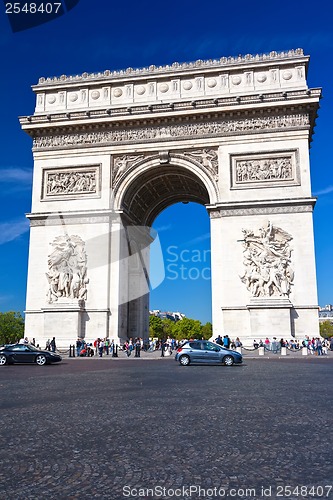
[175,340,242,366]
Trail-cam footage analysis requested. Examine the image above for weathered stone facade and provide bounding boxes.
[21,49,321,346]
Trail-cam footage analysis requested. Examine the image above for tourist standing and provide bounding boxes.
[215,335,223,346]
[76,338,82,357]
[135,338,141,357]
[160,339,165,357]
[50,337,56,352]
[98,339,104,357]
[223,335,231,349]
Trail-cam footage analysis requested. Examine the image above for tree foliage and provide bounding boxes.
[201,322,213,340]
[0,311,25,345]
[149,315,164,338]
[149,315,213,340]
[319,320,333,338]
[172,317,202,340]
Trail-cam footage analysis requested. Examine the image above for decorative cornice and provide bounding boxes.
[27,210,118,226]
[208,197,316,218]
[35,49,306,87]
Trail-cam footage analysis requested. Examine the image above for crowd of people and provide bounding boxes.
[75,336,183,358]
[20,333,333,357]
[74,334,333,357]
[252,336,332,354]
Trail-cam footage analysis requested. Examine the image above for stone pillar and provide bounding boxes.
[247,298,292,340]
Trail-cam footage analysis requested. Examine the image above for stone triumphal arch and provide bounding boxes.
[21,49,321,347]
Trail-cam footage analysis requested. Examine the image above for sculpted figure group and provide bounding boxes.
[46,171,96,196]
[46,234,89,303]
[235,157,293,183]
[240,221,294,298]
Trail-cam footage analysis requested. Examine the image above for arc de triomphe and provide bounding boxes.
[20,49,321,347]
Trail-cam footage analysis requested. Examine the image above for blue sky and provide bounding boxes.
[0,0,332,323]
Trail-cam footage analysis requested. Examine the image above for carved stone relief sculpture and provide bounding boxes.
[46,234,88,303]
[235,156,293,183]
[33,114,309,150]
[183,149,218,181]
[239,221,294,298]
[112,155,144,185]
[43,167,99,198]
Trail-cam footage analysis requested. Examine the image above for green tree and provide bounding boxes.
[149,315,164,338]
[319,320,333,338]
[0,311,25,345]
[162,318,176,338]
[201,321,213,340]
[172,317,202,340]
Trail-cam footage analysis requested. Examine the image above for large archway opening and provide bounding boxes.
[151,201,211,325]
[116,161,214,340]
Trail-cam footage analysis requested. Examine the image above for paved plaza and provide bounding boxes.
[0,356,332,499]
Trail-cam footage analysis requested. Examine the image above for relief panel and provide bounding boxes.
[41,165,101,201]
[230,150,300,190]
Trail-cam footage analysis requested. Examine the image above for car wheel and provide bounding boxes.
[223,355,234,366]
[36,354,47,366]
[179,355,190,366]
[0,354,7,366]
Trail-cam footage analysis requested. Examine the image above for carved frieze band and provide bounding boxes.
[42,165,100,200]
[231,150,299,189]
[33,113,309,150]
[209,204,313,218]
[29,215,111,226]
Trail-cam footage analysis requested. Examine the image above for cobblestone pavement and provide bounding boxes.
[0,357,332,500]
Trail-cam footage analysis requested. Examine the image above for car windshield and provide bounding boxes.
[8,344,39,351]
[26,344,39,351]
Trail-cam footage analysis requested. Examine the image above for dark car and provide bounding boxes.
[0,343,62,366]
[175,340,242,366]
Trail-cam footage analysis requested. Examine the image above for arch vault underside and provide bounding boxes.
[21,49,321,346]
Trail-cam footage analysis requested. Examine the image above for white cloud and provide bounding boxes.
[0,167,32,184]
[154,224,173,232]
[0,294,13,303]
[313,185,333,196]
[180,233,211,248]
[0,219,30,245]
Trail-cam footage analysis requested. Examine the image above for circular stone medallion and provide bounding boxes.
[91,90,100,100]
[113,88,123,97]
[207,78,217,88]
[282,70,293,80]
[69,93,78,102]
[159,83,169,93]
[231,75,242,85]
[183,81,193,90]
[136,86,146,95]
[257,73,267,83]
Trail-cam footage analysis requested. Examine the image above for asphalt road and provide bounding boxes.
[0,357,332,500]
